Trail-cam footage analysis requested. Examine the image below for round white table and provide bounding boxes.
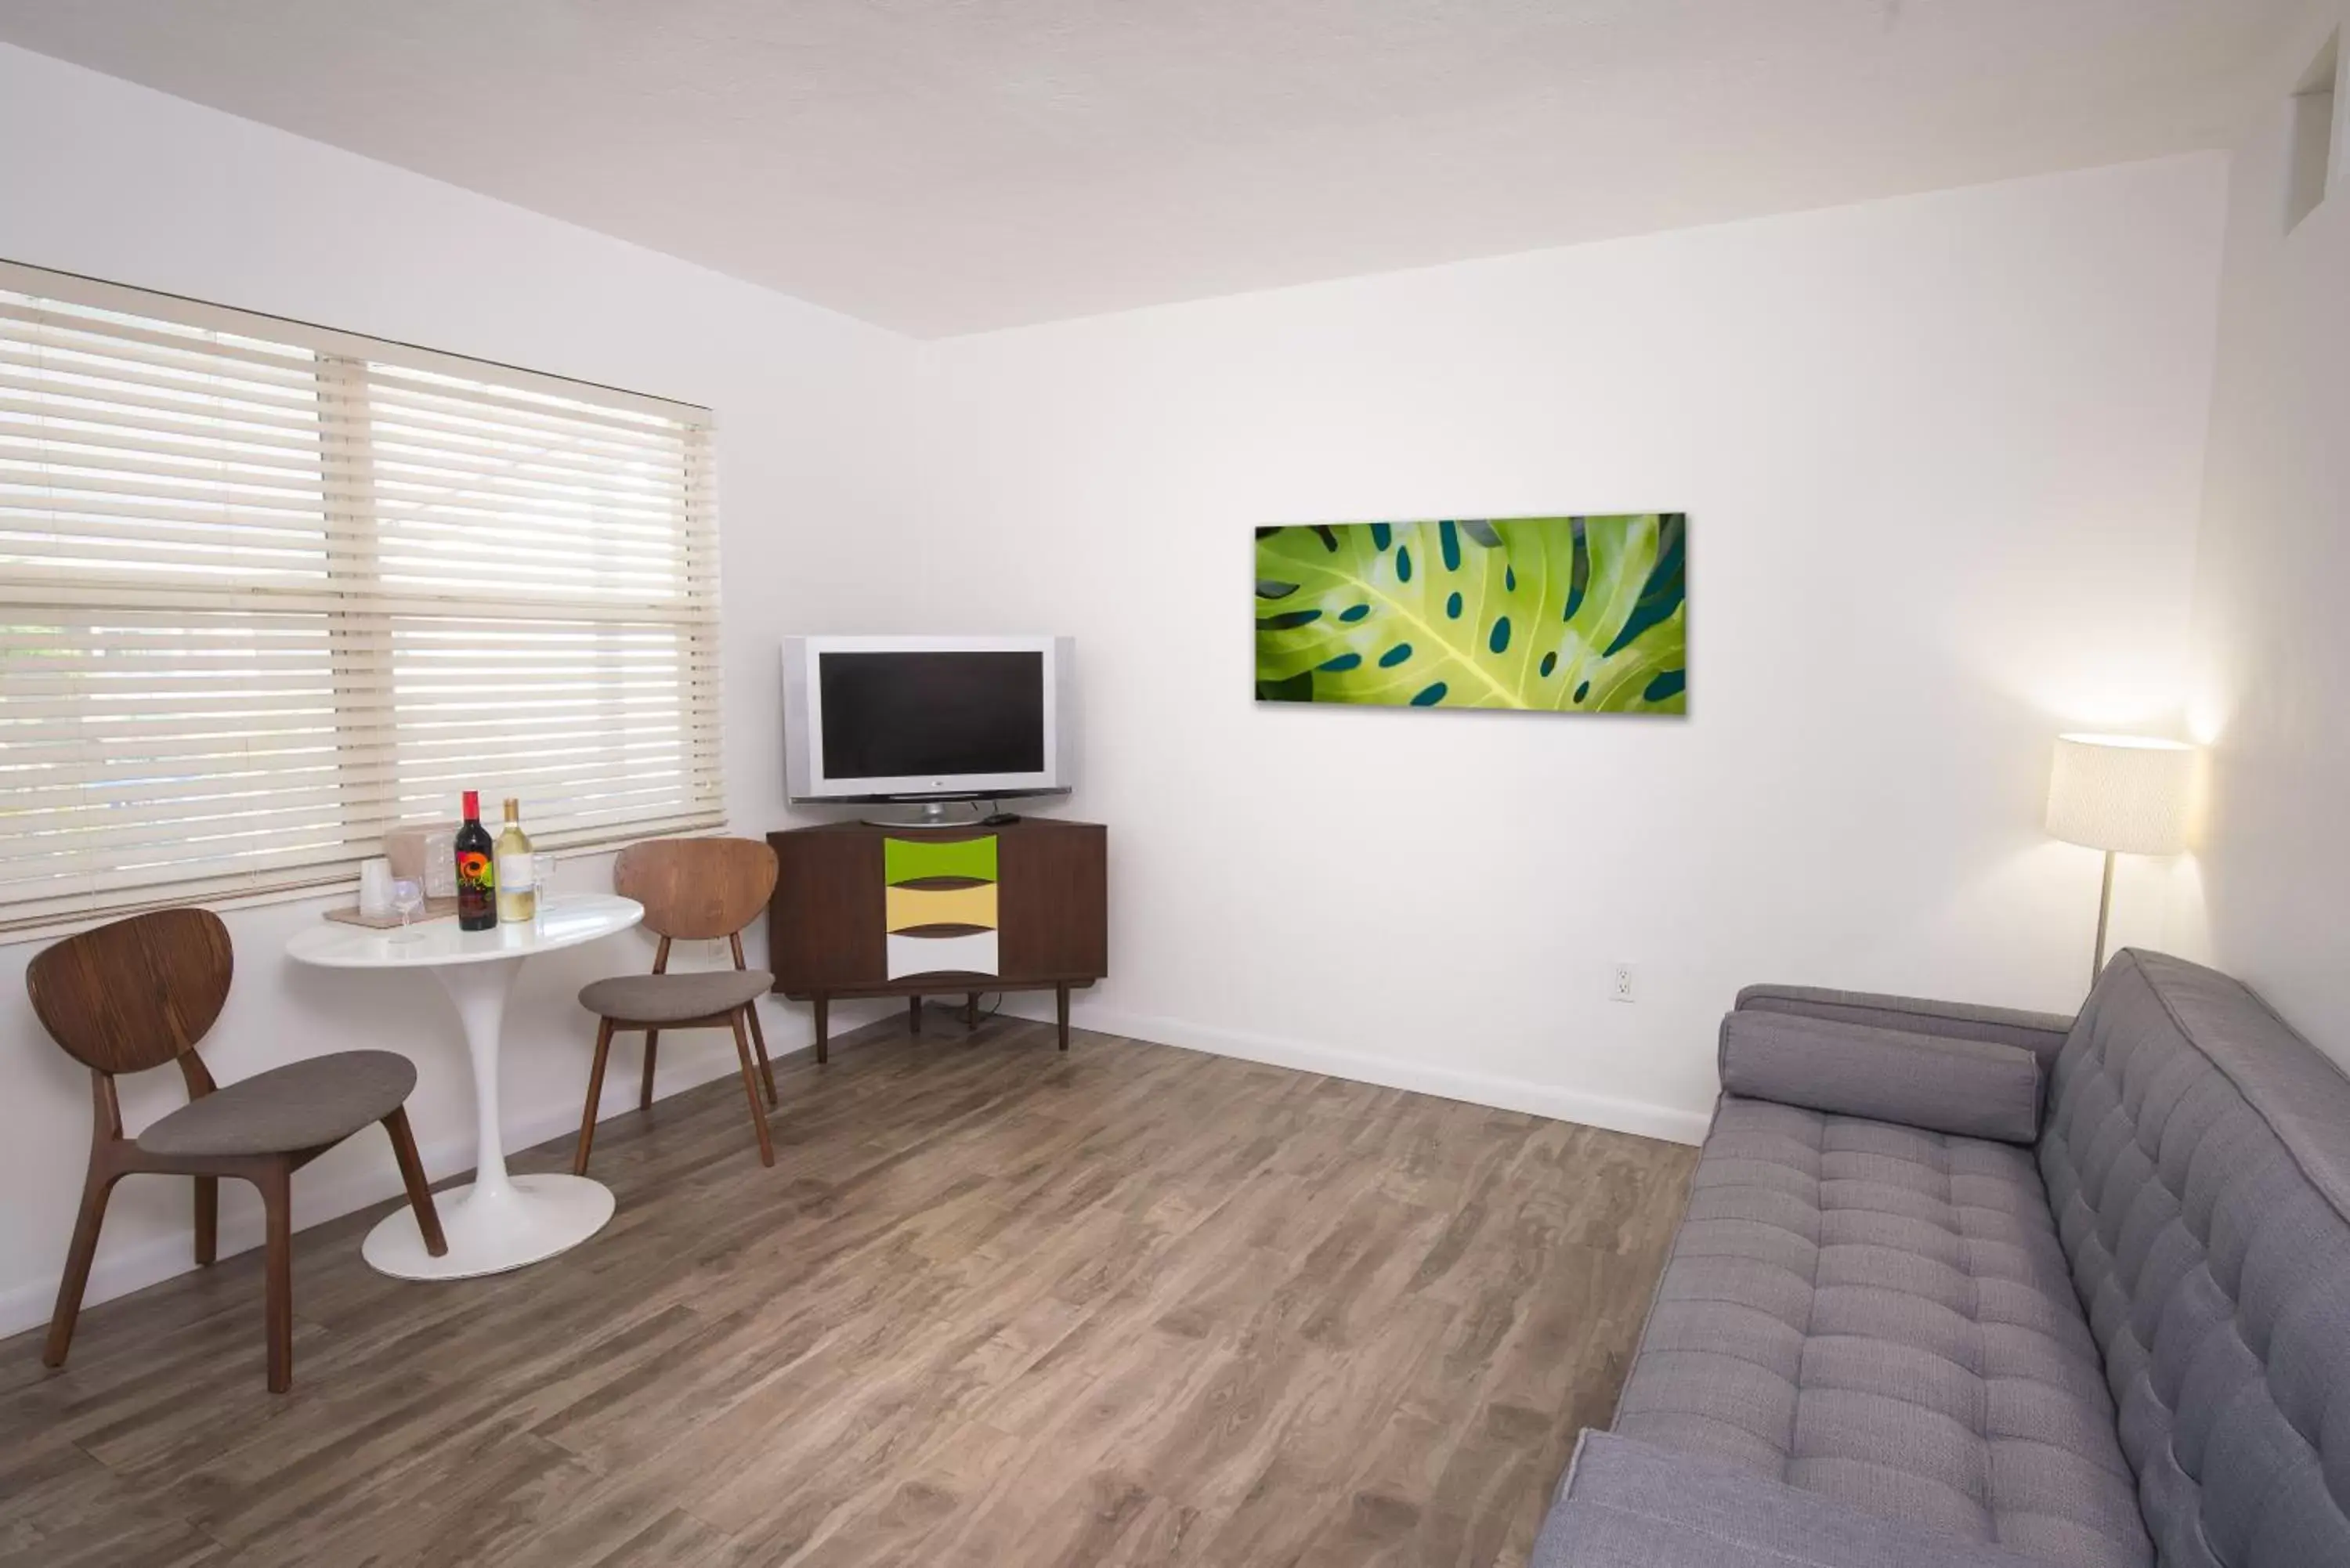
[287,892,644,1280]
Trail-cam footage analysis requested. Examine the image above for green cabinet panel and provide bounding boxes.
[882,835,998,886]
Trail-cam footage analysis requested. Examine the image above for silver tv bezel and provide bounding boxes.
[783,634,1076,803]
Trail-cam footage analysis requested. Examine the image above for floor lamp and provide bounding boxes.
[2045,734,2196,989]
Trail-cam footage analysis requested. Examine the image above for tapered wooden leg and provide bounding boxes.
[194,1175,218,1266]
[638,1028,660,1111]
[575,1017,616,1176]
[813,995,829,1064]
[745,1001,776,1107]
[1057,985,1071,1052]
[44,1160,119,1368]
[729,1010,775,1167]
[258,1162,294,1393]
[909,995,923,1035]
[382,1107,446,1258]
[966,992,980,1029]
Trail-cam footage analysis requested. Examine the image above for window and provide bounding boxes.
[0,260,721,934]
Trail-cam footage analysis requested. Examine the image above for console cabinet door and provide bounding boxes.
[772,830,886,991]
[997,825,1108,980]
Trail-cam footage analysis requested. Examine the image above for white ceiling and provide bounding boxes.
[0,2,2312,338]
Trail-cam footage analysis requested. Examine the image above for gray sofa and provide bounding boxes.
[1534,949,2350,1568]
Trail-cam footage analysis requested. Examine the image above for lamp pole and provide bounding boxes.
[2092,848,2116,989]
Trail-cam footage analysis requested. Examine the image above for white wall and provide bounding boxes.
[0,40,2243,1338]
[0,45,922,1334]
[891,156,2229,1142]
[2182,7,2350,1064]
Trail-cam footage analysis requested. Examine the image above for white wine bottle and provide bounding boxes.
[494,797,537,923]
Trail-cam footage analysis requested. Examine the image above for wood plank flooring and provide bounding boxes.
[0,1008,1697,1568]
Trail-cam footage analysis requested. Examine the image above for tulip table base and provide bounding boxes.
[363,1170,615,1281]
[360,952,619,1278]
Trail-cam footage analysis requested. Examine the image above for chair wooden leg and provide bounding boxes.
[576,1017,616,1176]
[745,1002,777,1107]
[909,994,923,1035]
[813,995,829,1064]
[257,1162,295,1393]
[44,1159,120,1369]
[383,1107,446,1258]
[194,1175,218,1266]
[1057,984,1071,1052]
[729,1010,775,1167]
[638,1028,660,1111]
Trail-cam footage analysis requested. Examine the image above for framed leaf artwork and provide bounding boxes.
[1254,514,1686,714]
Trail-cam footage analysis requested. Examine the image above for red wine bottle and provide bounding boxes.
[454,789,497,930]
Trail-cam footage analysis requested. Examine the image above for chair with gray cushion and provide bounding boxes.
[29,906,445,1393]
[1535,950,2350,1568]
[573,836,780,1172]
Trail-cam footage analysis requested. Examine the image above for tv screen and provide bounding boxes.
[817,650,1047,780]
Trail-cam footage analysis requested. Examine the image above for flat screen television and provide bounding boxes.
[782,635,1076,804]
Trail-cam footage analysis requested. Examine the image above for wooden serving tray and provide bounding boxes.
[324,897,460,929]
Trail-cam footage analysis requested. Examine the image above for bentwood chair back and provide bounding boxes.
[27,907,446,1391]
[573,836,781,1170]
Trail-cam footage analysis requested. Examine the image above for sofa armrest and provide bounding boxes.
[1734,983,2073,1068]
[1534,1433,2055,1568]
[1717,1009,2041,1143]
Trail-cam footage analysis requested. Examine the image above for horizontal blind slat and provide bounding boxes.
[0,349,328,415]
[0,464,329,513]
[0,770,724,848]
[0,575,720,621]
[362,373,689,443]
[1,510,713,573]
[0,396,327,455]
[0,299,324,377]
[0,428,328,480]
[0,373,328,437]
[364,440,695,492]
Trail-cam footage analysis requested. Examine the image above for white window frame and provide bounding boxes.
[0,259,723,938]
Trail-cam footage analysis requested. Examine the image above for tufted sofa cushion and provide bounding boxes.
[2038,951,2350,1568]
[1613,1096,2152,1568]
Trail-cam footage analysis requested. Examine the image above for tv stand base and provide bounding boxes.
[804,981,1079,1064]
[768,818,1106,1066]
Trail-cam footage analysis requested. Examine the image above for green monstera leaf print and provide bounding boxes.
[1254,515,1686,714]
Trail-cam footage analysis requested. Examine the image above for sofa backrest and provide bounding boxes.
[2038,950,2350,1568]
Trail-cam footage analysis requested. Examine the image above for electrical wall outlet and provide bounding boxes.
[1611,962,1638,1003]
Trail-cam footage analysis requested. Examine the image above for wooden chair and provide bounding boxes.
[574,837,780,1172]
[28,907,446,1393]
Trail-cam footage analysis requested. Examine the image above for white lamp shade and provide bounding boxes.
[2045,734,2195,855]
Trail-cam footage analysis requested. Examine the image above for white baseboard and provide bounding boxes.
[1001,999,1714,1147]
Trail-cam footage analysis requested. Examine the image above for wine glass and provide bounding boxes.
[390,878,425,942]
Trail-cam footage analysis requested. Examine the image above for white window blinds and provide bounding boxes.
[0,261,722,934]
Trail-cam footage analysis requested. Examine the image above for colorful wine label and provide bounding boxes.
[457,848,495,894]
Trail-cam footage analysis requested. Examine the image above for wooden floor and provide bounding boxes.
[0,1008,1696,1568]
